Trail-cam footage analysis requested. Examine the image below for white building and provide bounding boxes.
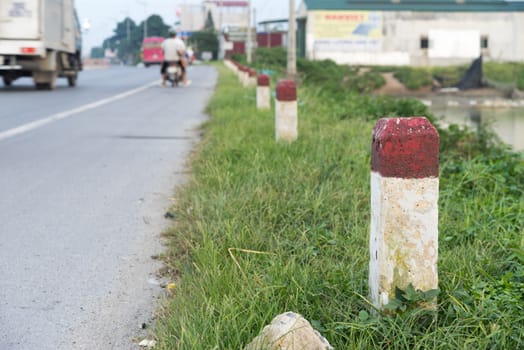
[297,0,524,66]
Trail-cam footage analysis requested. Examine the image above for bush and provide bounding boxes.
[230,53,246,64]
[366,65,397,73]
[484,62,524,90]
[484,62,518,85]
[516,64,524,90]
[189,30,219,60]
[393,67,433,90]
[253,47,287,68]
[297,59,385,94]
[431,65,467,87]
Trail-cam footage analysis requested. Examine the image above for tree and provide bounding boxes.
[189,30,219,60]
[204,11,215,30]
[99,14,171,64]
[90,47,105,58]
[101,17,139,63]
[142,15,170,38]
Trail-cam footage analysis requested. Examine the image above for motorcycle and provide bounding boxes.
[165,61,182,87]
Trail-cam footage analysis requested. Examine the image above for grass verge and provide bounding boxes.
[154,63,523,349]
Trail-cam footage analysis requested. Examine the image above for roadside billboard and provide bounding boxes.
[312,11,382,52]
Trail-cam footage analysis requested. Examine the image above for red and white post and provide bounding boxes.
[238,66,247,84]
[245,69,257,87]
[369,117,440,310]
[257,74,270,110]
[224,59,235,72]
[275,80,298,142]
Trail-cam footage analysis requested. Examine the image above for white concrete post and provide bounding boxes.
[239,66,248,85]
[224,59,236,71]
[242,68,255,87]
[246,69,257,87]
[257,74,271,110]
[275,80,297,142]
[369,117,440,310]
[232,62,241,80]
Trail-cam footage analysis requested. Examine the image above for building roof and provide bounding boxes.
[258,18,289,25]
[210,1,248,7]
[302,0,524,12]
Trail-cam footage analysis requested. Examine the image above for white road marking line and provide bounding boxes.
[0,80,158,142]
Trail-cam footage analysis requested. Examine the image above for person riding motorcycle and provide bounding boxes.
[161,31,190,87]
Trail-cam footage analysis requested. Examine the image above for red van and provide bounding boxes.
[142,36,164,67]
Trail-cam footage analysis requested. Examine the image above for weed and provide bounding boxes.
[154,59,524,349]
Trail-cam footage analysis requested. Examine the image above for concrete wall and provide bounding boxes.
[305,10,524,66]
[179,4,205,32]
[179,2,249,32]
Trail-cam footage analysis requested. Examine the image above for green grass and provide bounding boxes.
[484,62,524,90]
[153,63,524,349]
[233,47,524,91]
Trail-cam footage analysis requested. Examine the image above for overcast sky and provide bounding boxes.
[76,0,292,53]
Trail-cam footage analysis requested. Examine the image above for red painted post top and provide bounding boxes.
[248,69,257,77]
[258,74,270,86]
[371,117,439,178]
[276,80,297,101]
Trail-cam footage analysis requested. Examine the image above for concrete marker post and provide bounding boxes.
[235,64,242,80]
[246,69,257,87]
[275,80,297,142]
[232,62,241,80]
[257,74,271,110]
[242,67,253,87]
[239,66,248,85]
[224,59,235,71]
[369,117,440,310]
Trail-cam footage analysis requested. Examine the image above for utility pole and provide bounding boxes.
[136,0,147,38]
[253,7,257,52]
[219,0,223,31]
[126,16,131,65]
[218,0,224,60]
[246,0,252,63]
[287,0,296,77]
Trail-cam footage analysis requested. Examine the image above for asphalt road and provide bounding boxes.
[0,64,217,349]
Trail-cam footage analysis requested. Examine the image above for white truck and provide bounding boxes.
[0,0,82,89]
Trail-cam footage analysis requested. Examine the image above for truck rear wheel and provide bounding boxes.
[67,74,77,87]
[3,76,13,86]
[35,80,56,90]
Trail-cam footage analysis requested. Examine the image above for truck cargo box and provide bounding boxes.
[0,0,82,89]
[0,0,76,54]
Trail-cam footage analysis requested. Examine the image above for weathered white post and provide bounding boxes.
[256,74,270,110]
[369,117,440,310]
[224,59,235,71]
[232,62,240,80]
[275,80,297,142]
[236,65,245,82]
[246,69,257,87]
[240,66,249,86]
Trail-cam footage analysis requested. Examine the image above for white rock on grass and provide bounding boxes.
[138,339,156,348]
[244,312,333,350]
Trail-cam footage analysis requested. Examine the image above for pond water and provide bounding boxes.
[428,105,524,152]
